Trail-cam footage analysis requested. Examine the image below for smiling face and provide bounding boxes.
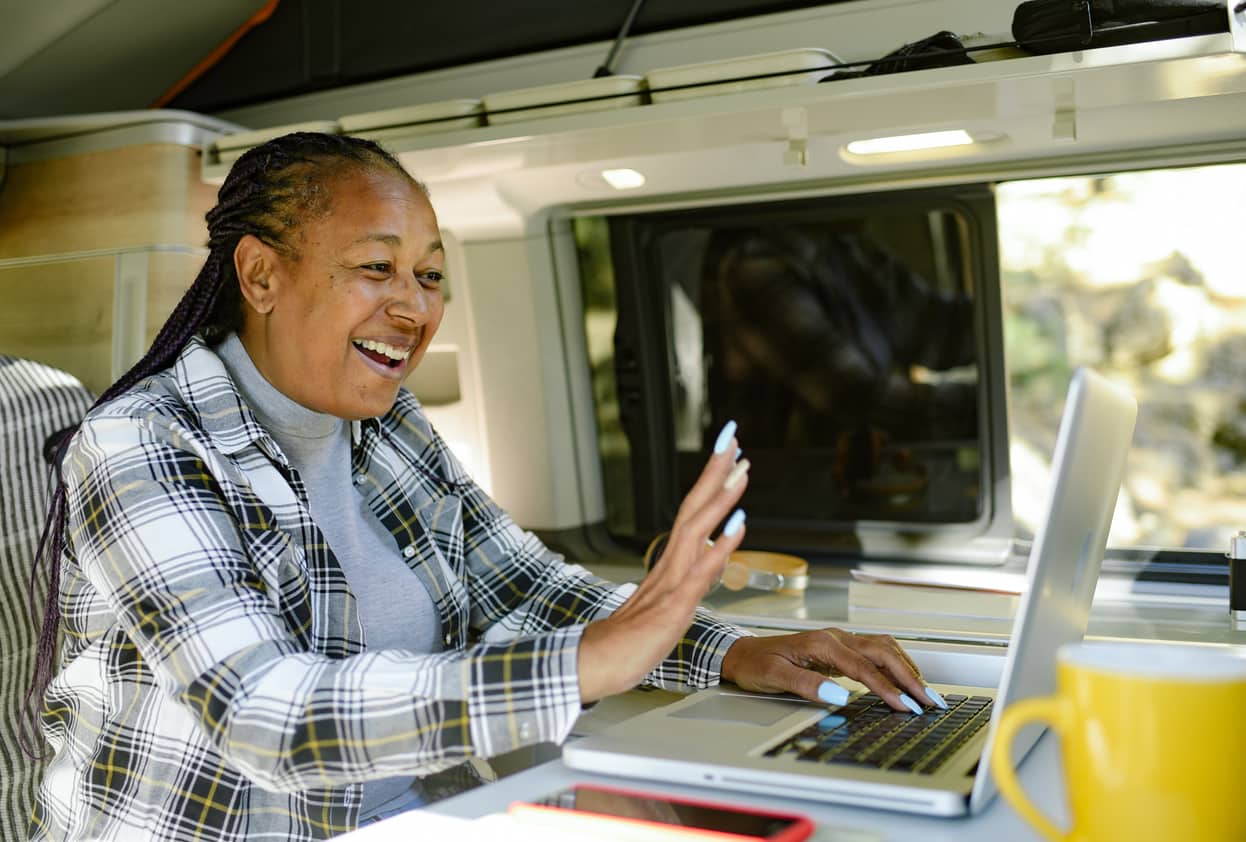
[236,165,445,419]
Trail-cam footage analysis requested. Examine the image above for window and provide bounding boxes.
[575,186,1009,558]
[576,162,1246,565]
[997,164,1246,554]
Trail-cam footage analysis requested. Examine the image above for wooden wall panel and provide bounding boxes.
[0,258,114,394]
[0,144,214,259]
[0,142,214,392]
[146,251,205,343]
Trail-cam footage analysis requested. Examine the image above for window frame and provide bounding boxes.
[551,152,1246,579]
[587,183,1016,562]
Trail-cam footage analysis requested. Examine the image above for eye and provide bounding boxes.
[418,269,445,288]
[362,261,392,276]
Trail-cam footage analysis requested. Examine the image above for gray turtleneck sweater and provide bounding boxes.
[216,334,440,818]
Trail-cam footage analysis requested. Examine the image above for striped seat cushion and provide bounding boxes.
[0,356,93,842]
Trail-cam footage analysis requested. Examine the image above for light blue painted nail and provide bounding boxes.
[722,508,746,537]
[735,446,743,462]
[899,694,923,715]
[924,685,948,710]
[817,714,846,731]
[714,420,738,454]
[817,680,850,707]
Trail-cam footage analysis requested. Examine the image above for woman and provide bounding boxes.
[27,132,941,841]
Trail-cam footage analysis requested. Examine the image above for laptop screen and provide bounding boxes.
[573,184,1012,558]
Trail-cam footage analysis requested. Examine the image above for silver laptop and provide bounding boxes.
[564,367,1138,816]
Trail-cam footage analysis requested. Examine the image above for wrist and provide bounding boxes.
[720,636,753,685]
[578,619,633,703]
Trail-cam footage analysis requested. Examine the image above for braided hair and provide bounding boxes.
[23,131,416,754]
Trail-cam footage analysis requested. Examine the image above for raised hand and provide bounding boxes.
[578,421,749,703]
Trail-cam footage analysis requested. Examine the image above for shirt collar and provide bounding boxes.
[172,335,384,459]
[171,335,285,460]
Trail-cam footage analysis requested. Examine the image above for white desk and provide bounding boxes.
[348,562,1242,840]
[426,733,1067,841]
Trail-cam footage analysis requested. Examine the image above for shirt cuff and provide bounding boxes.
[466,624,585,757]
[692,609,754,687]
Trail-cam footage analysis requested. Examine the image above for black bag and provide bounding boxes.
[822,30,975,81]
[1012,0,1228,54]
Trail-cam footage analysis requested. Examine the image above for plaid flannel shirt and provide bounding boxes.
[31,336,746,841]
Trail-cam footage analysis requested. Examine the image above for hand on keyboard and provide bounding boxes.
[720,628,945,714]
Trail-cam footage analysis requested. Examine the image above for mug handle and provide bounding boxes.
[990,695,1070,842]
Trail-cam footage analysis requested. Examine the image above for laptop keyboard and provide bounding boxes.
[763,693,994,774]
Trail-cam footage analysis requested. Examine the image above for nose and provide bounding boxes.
[386,271,438,324]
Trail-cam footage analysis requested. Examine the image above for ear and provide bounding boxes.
[234,234,281,316]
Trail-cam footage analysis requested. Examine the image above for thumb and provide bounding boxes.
[759,660,854,709]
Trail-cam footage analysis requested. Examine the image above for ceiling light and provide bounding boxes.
[601,168,646,190]
[845,130,974,155]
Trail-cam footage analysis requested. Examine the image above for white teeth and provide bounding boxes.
[352,339,411,361]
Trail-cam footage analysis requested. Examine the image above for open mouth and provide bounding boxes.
[352,338,412,370]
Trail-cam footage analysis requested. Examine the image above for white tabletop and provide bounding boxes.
[336,560,1242,840]
[363,732,1067,841]
[408,732,1061,837]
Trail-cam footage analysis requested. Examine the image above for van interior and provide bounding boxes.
[4,0,1246,822]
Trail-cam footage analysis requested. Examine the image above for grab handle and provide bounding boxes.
[989,695,1070,842]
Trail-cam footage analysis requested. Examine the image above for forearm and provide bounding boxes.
[184,627,585,791]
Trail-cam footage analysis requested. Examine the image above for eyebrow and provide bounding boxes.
[350,233,444,256]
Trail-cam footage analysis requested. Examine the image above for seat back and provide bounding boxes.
[0,356,92,841]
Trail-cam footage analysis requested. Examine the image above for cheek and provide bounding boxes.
[415,302,447,350]
[303,274,372,325]
[429,289,449,322]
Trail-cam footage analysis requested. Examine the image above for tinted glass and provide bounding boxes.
[577,192,990,546]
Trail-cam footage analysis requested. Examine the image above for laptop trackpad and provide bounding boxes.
[668,694,809,726]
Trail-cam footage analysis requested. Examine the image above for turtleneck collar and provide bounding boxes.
[216,333,342,441]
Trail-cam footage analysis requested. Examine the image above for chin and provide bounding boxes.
[349,388,402,420]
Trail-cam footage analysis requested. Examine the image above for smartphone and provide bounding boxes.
[509,782,814,841]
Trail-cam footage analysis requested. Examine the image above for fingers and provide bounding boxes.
[822,641,909,712]
[887,636,923,679]
[749,656,835,706]
[723,641,860,714]
[658,509,747,602]
[855,632,941,708]
[652,419,749,593]
[748,630,935,714]
[722,632,940,717]
[677,448,748,551]
[676,420,744,520]
[818,630,941,713]
[699,510,747,575]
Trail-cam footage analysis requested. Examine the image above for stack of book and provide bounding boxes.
[847,566,1025,635]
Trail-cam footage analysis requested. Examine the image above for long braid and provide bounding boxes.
[22,131,414,757]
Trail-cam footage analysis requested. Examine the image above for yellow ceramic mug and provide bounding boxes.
[991,641,1246,842]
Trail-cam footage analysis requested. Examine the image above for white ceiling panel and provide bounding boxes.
[0,0,268,118]
[0,0,118,77]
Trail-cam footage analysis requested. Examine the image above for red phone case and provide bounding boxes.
[509,781,815,841]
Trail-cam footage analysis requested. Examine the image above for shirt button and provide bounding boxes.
[519,721,533,740]
[443,633,453,646]
[402,545,416,558]
[353,474,365,485]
